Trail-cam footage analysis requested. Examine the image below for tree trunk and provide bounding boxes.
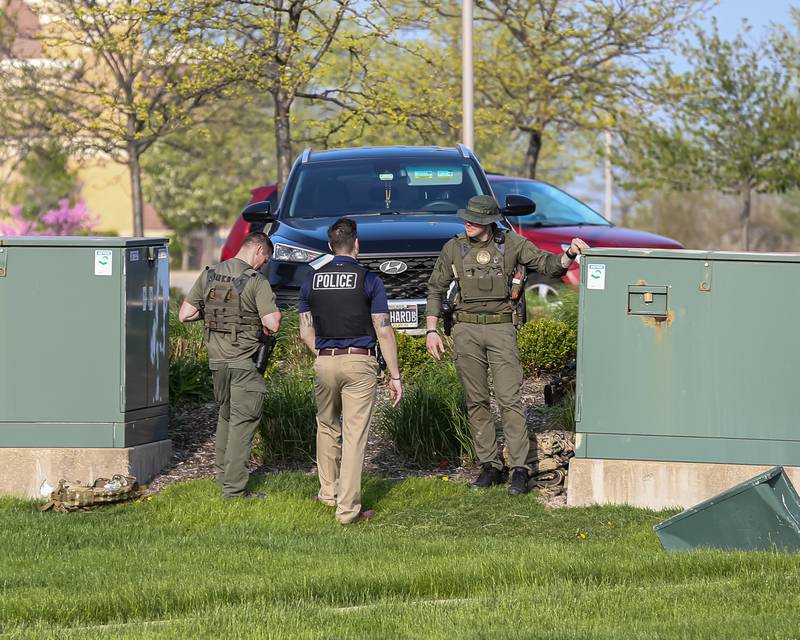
[181,244,190,271]
[524,129,543,179]
[127,140,145,237]
[741,180,752,251]
[200,224,218,267]
[273,88,293,196]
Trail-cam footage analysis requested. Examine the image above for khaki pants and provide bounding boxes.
[211,360,266,498]
[452,322,529,471]
[313,354,379,524]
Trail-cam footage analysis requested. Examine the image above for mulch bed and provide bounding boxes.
[147,375,572,507]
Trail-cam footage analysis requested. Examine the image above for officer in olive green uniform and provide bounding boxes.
[425,195,588,495]
[179,232,281,499]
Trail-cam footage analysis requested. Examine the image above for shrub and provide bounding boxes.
[258,370,317,463]
[169,337,213,404]
[168,303,213,404]
[267,307,314,376]
[550,388,576,432]
[395,331,433,380]
[378,362,474,465]
[517,318,576,374]
[0,200,98,236]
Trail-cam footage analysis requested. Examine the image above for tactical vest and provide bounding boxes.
[203,266,262,345]
[307,262,376,339]
[454,231,509,303]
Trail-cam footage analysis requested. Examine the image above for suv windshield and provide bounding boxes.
[492,179,610,227]
[285,158,484,218]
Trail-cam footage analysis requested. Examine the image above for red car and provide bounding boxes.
[488,175,684,300]
[220,185,279,262]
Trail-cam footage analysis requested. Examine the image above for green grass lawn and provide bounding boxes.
[2,474,800,639]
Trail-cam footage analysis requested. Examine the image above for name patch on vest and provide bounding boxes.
[313,272,358,290]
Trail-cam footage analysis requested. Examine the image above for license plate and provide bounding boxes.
[389,302,418,328]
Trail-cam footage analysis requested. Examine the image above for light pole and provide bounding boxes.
[604,130,613,222]
[462,0,474,150]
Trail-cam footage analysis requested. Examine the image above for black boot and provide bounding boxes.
[508,467,530,496]
[472,463,502,489]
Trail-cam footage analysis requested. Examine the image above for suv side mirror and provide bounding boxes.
[502,194,536,216]
[241,200,274,223]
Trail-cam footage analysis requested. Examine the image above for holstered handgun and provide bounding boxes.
[443,265,460,336]
[509,264,527,328]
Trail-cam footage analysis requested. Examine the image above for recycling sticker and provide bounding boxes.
[586,263,606,290]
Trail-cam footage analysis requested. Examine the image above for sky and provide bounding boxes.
[574,1,797,213]
[707,0,794,39]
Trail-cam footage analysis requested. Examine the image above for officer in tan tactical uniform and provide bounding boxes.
[179,232,281,499]
[425,195,588,496]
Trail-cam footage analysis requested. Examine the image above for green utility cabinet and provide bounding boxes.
[576,248,800,466]
[0,237,170,448]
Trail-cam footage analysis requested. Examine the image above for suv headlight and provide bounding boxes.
[273,242,324,263]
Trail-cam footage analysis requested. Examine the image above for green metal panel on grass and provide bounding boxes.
[654,466,800,552]
[0,236,170,448]
[576,248,800,465]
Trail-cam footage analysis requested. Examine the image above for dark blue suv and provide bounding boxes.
[255,145,502,334]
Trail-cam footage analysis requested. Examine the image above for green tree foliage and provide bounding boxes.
[398,0,708,178]
[618,20,800,250]
[142,100,276,235]
[7,141,80,217]
[196,1,390,194]
[0,0,236,236]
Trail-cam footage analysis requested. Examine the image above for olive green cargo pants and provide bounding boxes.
[210,360,266,498]
[452,321,530,471]
[313,354,379,524]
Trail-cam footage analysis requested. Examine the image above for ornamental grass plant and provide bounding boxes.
[378,361,474,465]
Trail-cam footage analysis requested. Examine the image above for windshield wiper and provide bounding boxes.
[356,209,439,216]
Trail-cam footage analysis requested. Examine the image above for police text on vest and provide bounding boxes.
[313,272,358,290]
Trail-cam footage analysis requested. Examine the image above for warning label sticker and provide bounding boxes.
[586,264,606,290]
[95,250,113,276]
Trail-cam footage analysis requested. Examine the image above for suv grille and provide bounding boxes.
[358,254,438,300]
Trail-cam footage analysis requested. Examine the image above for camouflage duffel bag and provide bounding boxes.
[40,475,142,513]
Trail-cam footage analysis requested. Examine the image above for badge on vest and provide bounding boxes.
[476,250,492,265]
[313,272,358,290]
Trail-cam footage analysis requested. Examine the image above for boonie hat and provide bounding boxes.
[457,195,502,224]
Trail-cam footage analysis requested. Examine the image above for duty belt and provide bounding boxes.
[454,312,514,325]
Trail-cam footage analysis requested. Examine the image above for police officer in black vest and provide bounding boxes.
[299,218,402,524]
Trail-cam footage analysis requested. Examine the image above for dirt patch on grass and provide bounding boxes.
[149,374,573,508]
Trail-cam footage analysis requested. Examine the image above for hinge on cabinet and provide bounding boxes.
[0,247,7,277]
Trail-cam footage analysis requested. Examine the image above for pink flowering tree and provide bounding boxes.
[0,200,99,236]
